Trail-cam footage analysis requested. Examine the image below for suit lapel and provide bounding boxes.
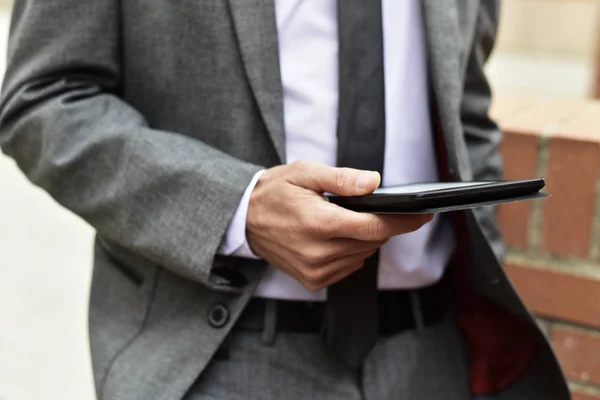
[228,0,286,163]
[227,0,466,171]
[421,0,466,179]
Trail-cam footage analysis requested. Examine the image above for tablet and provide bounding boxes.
[325,179,548,214]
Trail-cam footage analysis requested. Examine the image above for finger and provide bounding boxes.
[320,263,363,288]
[327,237,388,255]
[319,204,434,241]
[287,160,381,196]
[254,243,318,288]
[300,238,386,266]
[349,213,433,240]
[298,250,375,291]
[294,237,385,267]
[317,252,374,288]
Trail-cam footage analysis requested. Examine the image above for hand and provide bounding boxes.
[246,160,433,291]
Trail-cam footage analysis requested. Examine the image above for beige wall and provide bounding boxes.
[488,0,600,99]
[496,0,600,58]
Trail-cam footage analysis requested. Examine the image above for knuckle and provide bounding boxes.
[303,217,328,236]
[303,247,331,266]
[314,252,332,266]
[298,252,313,266]
[293,160,313,173]
[334,169,351,191]
[324,213,343,233]
[365,219,387,240]
[301,268,328,290]
[304,253,321,266]
[309,267,328,282]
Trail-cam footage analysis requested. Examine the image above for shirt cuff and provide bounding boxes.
[218,169,265,259]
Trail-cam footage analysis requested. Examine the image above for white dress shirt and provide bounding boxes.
[220,0,456,301]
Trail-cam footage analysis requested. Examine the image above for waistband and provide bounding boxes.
[234,274,451,344]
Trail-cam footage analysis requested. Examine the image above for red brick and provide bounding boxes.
[573,390,600,400]
[505,262,600,328]
[541,138,600,257]
[552,326,600,385]
[497,131,540,248]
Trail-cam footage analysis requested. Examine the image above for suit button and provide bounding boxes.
[208,304,230,328]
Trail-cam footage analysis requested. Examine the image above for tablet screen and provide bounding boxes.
[373,181,493,195]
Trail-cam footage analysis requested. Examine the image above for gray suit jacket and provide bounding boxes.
[0,1,569,399]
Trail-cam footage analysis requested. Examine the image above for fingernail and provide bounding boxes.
[356,171,375,189]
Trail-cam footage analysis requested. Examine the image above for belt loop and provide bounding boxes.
[261,299,277,345]
[409,290,425,332]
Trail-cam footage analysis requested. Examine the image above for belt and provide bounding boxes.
[234,273,450,338]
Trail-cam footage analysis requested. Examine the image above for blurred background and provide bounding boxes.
[1,0,600,399]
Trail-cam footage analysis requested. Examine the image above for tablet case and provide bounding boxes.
[325,179,548,214]
[337,192,549,214]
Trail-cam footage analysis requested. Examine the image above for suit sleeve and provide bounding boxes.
[0,0,263,287]
[460,1,505,260]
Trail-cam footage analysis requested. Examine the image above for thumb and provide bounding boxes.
[289,161,381,196]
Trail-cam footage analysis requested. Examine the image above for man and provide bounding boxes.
[0,0,569,399]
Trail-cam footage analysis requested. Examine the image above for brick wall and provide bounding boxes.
[491,95,600,399]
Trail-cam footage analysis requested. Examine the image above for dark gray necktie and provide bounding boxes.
[326,0,385,369]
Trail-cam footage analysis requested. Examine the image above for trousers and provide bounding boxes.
[185,310,472,400]
[185,302,558,400]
